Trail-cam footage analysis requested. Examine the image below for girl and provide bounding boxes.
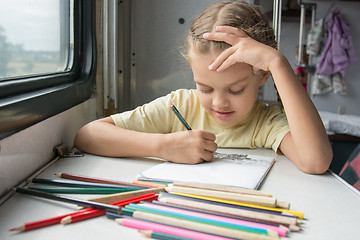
[75,1,332,174]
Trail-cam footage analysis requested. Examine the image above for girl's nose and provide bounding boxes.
[212,92,229,109]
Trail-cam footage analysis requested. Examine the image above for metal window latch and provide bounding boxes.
[54,144,84,158]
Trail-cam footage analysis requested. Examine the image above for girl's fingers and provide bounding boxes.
[203,32,240,46]
[215,26,248,38]
[203,26,248,45]
[209,47,237,71]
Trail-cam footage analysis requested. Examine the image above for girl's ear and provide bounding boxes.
[259,71,270,86]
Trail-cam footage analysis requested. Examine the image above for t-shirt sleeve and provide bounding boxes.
[256,104,290,153]
[111,93,175,134]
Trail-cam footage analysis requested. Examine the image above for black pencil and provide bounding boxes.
[15,187,121,213]
[31,178,145,189]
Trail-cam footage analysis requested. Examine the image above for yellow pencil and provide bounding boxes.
[170,192,303,219]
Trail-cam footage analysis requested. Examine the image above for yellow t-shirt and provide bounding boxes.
[111,89,290,153]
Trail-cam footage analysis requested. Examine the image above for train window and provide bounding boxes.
[0,0,73,80]
[0,0,96,140]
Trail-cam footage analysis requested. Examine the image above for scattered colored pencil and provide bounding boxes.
[116,217,236,240]
[166,185,277,208]
[9,193,158,231]
[118,213,279,240]
[9,209,94,232]
[132,180,166,188]
[14,187,121,214]
[27,186,139,194]
[140,230,195,240]
[138,202,288,237]
[56,173,147,188]
[122,203,278,237]
[31,178,145,189]
[167,191,303,219]
[172,181,272,197]
[159,197,299,226]
[61,193,159,224]
[88,187,163,204]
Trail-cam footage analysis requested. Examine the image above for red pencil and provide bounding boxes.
[61,193,159,224]
[9,208,93,232]
[56,173,147,188]
[9,193,158,231]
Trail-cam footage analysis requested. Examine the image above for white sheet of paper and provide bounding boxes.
[138,154,275,190]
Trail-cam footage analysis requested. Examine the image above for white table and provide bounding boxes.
[1,148,360,240]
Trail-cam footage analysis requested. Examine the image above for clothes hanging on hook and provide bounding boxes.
[306,18,324,56]
[316,10,358,77]
[311,10,358,96]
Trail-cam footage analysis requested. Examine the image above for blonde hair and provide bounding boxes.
[184,0,276,58]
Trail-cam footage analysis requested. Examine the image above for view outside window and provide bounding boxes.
[0,0,73,80]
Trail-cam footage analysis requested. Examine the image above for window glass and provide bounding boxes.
[0,0,73,80]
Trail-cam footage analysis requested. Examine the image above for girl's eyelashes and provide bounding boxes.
[228,88,245,95]
[198,88,213,94]
[198,88,244,95]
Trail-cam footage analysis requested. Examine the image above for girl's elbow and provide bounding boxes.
[300,150,333,175]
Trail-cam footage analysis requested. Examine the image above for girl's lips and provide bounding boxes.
[213,110,234,119]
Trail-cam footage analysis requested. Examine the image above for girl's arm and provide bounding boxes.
[74,117,217,164]
[204,26,332,174]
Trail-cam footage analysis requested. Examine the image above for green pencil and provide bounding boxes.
[140,230,194,240]
[170,105,192,130]
[27,186,138,194]
[123,204,271,236]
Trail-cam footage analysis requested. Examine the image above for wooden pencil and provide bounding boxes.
[27,186,139,194]
[15,187,121,213]
[140,230,195,240]
[130,211,280,240]
[88,187,163,204]
[137,202,288,237]
[152,200,300,232]
[133,180,166,188]
[56,173,147,188]
[32,178,145,189]
[169,192,302,219]
[123,204,278,236]
[61,193,158,224]
[117,218,234,240]
[9,193,158,231]
[9,209,93,232]
[159,197,299,226]
[172,181,271,197]
[166,185,277,208]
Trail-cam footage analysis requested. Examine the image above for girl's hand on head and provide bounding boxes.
[203,26,279,74]
[161,130,217,164]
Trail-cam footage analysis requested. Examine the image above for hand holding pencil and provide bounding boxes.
[165,105,217,164]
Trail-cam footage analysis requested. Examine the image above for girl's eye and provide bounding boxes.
[199,88,213,94]
[228,88,244,95]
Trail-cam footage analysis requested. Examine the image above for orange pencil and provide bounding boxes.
[132,180,166,188]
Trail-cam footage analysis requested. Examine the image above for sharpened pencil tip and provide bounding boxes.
[139,230,152,238]
[9,225,24,232]
[115,218,124,224]
[60,216,72,225]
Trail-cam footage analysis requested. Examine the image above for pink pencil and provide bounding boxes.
[140,202,287,237]
[116,217,234,240]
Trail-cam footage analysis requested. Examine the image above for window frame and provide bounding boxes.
[0,0,96,140]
